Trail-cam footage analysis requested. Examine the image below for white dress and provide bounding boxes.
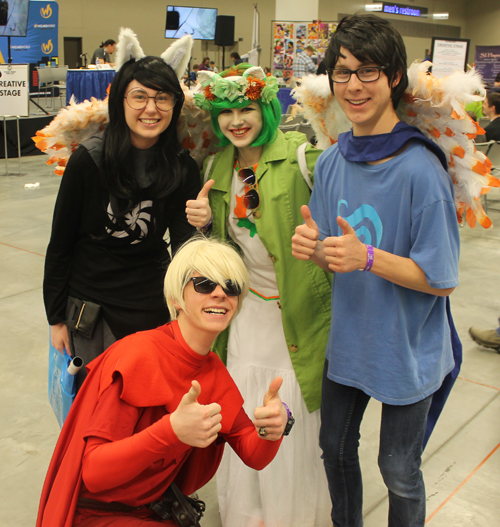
[216,168,331,527]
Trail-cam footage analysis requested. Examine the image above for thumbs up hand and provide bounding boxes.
[186,180,214,229]
[292,205,321,260]
[170,380,222,448]
[323,216,367,273]
[253,376,287,441]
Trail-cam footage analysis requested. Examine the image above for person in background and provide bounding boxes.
[292,14,459,527]
[230,51,242,66]
[198,56,211,71]
[91,39,116,66]
[44,43,200,391]
[189,63,199,83]
[469,317,500,353]
[210,60,218,73]
[294,45,317,79]
[488,72,500,93]
[36,237,289,527]
[189,64,332,527]
[482,91,500,141]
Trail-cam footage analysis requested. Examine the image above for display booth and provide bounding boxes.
[0,1,59,92]
[271,20,337,86]
[474,46,500,87]
[0,2,61,159]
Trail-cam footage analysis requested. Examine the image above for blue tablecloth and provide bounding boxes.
[66,70,116,104]
[277,88,295,114]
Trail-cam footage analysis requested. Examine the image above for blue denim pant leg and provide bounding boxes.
[320,360,433,527]
[320,362,370,527]
[378,394,433,527]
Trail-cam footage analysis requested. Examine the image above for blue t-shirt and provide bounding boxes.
[309,141,460,405]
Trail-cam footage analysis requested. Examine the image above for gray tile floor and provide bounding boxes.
[1,154,499,527]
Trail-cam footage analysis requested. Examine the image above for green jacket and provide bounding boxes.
[205,131,332,412]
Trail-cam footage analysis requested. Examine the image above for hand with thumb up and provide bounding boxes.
[323,216,367,273]
[186,179,214,229]
[253,376,287,441]
[292,205,320,261]
[170,380,222,448]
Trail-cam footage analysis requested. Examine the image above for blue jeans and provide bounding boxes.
[320,361,432,527]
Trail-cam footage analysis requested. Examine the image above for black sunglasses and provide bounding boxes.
[238,167,260,211]
[189,276,242,296]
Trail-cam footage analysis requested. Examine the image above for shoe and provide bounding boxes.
[468,327,500,352]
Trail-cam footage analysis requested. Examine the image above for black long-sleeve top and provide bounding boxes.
[43,139,200,339]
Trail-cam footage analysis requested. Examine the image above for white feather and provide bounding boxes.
[292,74,350,150]
[197,70,216,85]
[398,61,498,228]
[244,67,266,80]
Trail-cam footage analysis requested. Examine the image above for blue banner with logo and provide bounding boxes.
[475,46,500,87]
[0,1,58,64]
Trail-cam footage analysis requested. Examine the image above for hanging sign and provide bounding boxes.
[431,38,470,79]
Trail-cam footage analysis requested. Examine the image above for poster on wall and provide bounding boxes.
[272,20,337,86]
[430,37,470,79]
[474,46,500,88]
[0,1,59,64]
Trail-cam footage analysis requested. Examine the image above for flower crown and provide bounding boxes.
[194,67,279,111]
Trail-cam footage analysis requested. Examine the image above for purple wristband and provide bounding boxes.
[364,244,374,272]
[282,402,291,420]
[200,216,213,230]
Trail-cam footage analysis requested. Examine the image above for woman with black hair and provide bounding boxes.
[44,34,200,390]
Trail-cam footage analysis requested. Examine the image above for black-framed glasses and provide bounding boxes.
[124,88,176,112]
[238,167,260,211]
[189,276,242,296]
[329,66,386,84]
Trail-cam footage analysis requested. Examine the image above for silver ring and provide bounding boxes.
[258,427,267,437]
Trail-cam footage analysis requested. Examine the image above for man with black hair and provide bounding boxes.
[482,91,500,141]
[292,13,460,527]
[230,52,242,66]
[91,39,116,65]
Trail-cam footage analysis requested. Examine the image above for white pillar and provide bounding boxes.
[275,0,319,20]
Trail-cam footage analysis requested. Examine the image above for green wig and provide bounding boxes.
[194,63,281,147]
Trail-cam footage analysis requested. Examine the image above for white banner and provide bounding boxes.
[0,64,29,117]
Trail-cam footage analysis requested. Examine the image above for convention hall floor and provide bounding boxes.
[1,154,499,527]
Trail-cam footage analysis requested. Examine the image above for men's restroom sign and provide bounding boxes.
[0,64,29,117]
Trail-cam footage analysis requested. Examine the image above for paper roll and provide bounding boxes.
[67,356,84,376]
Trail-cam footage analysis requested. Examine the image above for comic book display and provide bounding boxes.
[272,21,337,85]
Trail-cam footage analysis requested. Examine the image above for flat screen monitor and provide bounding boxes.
[165,6,217,40]
[0,0,30,37]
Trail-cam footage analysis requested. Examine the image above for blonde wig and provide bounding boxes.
[164,236,249,320]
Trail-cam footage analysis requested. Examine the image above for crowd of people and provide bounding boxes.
[37,12,497,527]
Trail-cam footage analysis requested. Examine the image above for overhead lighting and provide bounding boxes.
[433,13,449,19]
[365,4,383,11]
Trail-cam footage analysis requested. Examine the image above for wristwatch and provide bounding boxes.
[282,402,295,436]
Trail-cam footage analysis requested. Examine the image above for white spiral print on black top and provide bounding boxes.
[105,200,153,244]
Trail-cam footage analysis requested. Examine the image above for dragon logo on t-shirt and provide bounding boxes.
[337,200,383,248]
[105,200,153,244]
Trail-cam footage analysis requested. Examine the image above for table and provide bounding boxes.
[66,69,116,104]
